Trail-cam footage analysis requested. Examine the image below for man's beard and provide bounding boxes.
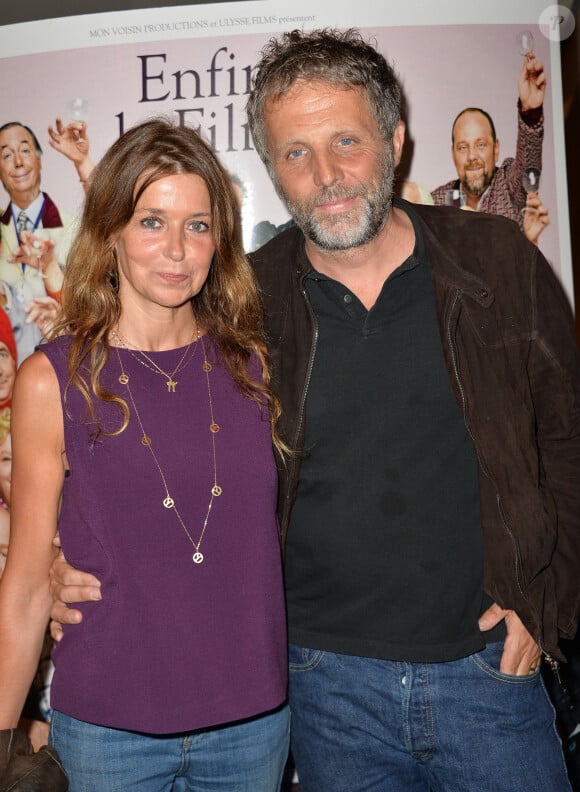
[460,164,494,198]
[273,148,394,251]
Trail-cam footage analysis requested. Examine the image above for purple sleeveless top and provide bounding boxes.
[42,335,287,734]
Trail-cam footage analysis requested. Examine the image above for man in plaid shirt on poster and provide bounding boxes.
[431,50,545,230]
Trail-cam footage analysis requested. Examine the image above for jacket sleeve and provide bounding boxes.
[528,249,580,639]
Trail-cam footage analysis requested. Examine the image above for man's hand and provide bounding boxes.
[8,232,64,297]
[25,296,61,338]
[8,232,55,275]
[523,192,550,245]
[18,717,49,753]
[49,549,101,642]
[478,602,541,675]
[47,118,89,166]
[518,53,547,112]
[47,118,94,188]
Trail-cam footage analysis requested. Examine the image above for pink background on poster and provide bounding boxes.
[0,23,559,267]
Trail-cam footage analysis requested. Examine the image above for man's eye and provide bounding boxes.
[338,137,354,147]
[287,148,305,160]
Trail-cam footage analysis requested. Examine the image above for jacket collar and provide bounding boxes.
[399,199,494,308]
[1,192,64,229]
[276,198,494,308]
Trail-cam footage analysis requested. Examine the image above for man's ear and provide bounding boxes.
[392,121,406,168]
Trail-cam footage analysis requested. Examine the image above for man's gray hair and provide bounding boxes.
[246,28,401,171]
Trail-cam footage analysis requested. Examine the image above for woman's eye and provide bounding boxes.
[189,221,210,233]
[141,217,161,229]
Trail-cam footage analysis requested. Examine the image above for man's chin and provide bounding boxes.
[305,219,382,252]
[297,212,353,247]
[306,227,361,251]
[462,179,487,199]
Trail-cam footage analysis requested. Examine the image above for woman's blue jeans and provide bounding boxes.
[289,642,571,792]
[50,703,289,791]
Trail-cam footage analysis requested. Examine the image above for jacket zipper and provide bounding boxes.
[445,289,558,671]
[281,274,319,544]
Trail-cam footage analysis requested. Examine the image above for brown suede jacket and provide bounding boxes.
[250,199,580,663]
[0,728,68,791]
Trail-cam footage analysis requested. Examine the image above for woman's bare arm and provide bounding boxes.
[0,351,65,727]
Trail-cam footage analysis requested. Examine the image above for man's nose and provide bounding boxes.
[312,149,342,188]
[466,146,482,161]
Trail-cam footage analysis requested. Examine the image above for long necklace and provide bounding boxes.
[115,334,222,564]
[111,327,200,393]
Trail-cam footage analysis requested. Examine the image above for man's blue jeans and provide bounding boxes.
[289,642,571,791]
[50,703,289,791]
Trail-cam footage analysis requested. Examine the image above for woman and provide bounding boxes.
[0,119,289,791]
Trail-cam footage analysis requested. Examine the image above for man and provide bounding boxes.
[0,122,77,360]
[0,307,16,409]
[49,29,578,791]
[431,52,546,230]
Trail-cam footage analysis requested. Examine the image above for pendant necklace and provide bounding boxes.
[111,326,200,393]
[115,333,222,564]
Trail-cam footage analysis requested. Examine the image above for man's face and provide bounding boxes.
[451,111,499,199]
[0,343,15,408]
[0,125,42,205]
[263,80,403,251]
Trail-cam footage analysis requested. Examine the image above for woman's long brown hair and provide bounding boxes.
[49,118,285,454]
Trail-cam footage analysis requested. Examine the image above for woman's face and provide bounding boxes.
[0,343,15,407]
[114,173,215,316]
[0,432,12,506]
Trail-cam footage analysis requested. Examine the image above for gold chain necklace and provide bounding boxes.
[115,334,222,564]
[111,327,200,393]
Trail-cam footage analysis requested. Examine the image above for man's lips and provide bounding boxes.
[314,194,360,213]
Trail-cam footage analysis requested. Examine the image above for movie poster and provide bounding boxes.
[0,1,572,278]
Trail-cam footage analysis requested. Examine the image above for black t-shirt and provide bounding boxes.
[285,212,502,662]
